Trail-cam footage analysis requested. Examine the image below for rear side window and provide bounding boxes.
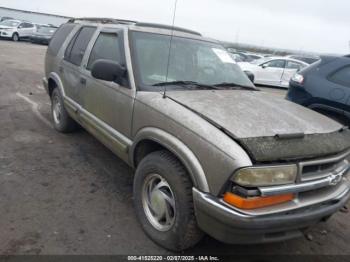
[329,66,350,88]
[64,26,96,66]
[48,23,76,56]
[286,61,303,70]
[87,32,123,70]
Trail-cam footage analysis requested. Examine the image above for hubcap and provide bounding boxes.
[142,174,176,231]
[52,95,62,125]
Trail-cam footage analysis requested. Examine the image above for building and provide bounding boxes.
[0,6,71,26]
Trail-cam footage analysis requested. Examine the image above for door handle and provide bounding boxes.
[80,77,87,86]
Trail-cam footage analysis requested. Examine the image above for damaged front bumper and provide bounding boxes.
[193,150,350,244]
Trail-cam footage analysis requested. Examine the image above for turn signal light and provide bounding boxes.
[223,192,294,210]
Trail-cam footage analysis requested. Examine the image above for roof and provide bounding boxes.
[68,17,202,36]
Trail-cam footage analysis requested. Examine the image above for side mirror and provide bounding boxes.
[91,59,126,83]
[244,71,255,82]
[261,64,268,69]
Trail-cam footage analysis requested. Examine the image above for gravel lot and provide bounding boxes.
[0,40,349,256]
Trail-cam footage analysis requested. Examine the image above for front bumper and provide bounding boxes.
[0,31,13,38]
[193,177,350,244]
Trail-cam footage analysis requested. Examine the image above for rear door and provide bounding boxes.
[281,60,305,87]
[255,59,286,86]
[60,26,96,104]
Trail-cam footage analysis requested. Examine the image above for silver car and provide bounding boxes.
[0,19,36,41]
[43,18,350,251]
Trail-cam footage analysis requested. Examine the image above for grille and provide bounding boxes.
[299,151,350,182]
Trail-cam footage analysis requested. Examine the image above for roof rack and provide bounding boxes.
[134,22,202,36]
[68,17,137,25]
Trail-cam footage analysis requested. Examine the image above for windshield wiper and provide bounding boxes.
[152,81,218,90]
[213,82,257,91]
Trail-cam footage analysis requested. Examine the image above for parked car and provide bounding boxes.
[0,16,14,22]
[287,55,350,125]
[286,55,320,65]
[30,25,58,45]
[0,20,36,41]
[238,57,309,88]
[43,18,350,251]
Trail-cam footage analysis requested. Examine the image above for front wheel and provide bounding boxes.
[133,150,203,251]
[12,33,19,42]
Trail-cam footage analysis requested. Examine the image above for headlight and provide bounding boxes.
[232,165,297,187]
[291,73,304,84]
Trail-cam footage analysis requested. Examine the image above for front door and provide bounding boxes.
[255,59,286,86]
[80,29,135,160]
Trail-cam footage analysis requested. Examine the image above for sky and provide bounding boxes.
[1,0,350,54]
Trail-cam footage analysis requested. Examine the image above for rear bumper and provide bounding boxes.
[193,183,350,244]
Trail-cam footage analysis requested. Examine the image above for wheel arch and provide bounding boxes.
[130,127,210,193]
[48,72,65,98]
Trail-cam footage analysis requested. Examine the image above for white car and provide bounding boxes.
[238,57,309,88]
[0,20,36,41]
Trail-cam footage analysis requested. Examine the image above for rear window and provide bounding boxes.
[329,66,350,88]
[48,23,76,56]
[64,26,96,66]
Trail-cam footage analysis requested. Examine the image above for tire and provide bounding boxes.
[133,150,203,251]
[51,88,78,133]
[12,33,19,42]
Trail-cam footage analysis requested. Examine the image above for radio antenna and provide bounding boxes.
[163,0,178,99]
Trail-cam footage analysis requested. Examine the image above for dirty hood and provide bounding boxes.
[167,90,350,161]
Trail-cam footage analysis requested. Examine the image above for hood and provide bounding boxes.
[166,90,350,161]
[167,90,342,139]
[0,26,15,30]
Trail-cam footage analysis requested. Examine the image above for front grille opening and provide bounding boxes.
[303,162,336,174]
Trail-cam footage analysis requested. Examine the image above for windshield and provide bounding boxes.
[0,20,19,27]
[37,26,57,34]
[130,31,254,90]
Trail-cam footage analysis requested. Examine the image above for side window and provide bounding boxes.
[18,23,25,28]
[286,61,302,70]
[64,26,96,66]
[263,60,286,68]
[48,23,76,56]
[87,32,123,70]
[329,66,350,88]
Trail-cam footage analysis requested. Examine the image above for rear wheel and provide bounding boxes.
[51,88,78,133]
[12,33,19,42]
[133,150,203,251]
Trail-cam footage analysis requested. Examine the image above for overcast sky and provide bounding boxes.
[1,0,350,54]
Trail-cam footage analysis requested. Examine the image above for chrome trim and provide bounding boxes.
[260,164,349,196]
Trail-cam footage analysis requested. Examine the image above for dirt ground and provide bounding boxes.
[0,40,349,256]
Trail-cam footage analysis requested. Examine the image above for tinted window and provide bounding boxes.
[87,32,122,70]
[329,66,350,88]
[263,60,286,68]
[48,23,76,56]
[286,61,302,70]
[64,26,96,66]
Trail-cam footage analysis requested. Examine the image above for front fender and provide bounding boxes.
[130,127,210,193]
